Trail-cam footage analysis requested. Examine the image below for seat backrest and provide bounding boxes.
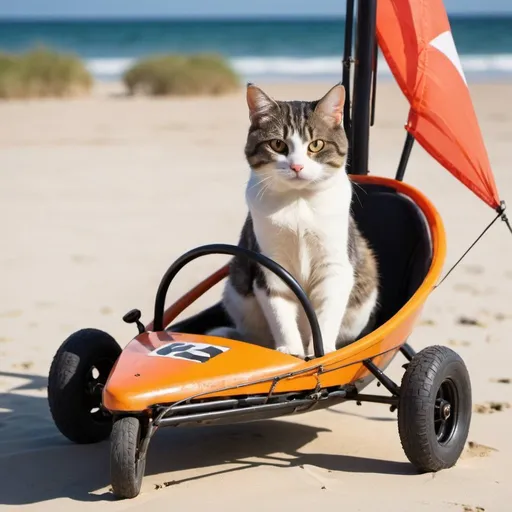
[351,182,433,327]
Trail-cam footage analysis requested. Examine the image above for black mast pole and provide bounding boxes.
[342,0,355,167]
[350,0,377,175]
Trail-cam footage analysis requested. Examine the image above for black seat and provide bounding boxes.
[168,181,433,335]
[350,182,432,327]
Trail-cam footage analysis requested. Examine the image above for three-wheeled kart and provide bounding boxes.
[47,0,508,500]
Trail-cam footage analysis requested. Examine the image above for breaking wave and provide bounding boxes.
[86,54,512,81]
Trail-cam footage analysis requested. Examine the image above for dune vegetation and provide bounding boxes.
[123,53,240,96]
[0,47,92,99]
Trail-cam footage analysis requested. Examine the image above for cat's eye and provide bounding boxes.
[269,139,287,153]
[308,140,325,153]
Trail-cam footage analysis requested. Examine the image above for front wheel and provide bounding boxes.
[110,416,147,499]
[398,345,472,472]
[48,328,122,444]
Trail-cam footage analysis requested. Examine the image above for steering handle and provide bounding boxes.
[152,243,324,358]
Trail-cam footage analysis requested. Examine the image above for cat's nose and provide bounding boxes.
[290,164,304,173]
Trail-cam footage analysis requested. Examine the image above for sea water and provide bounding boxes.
[1,17,512,82]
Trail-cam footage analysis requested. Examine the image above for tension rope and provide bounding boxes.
[435,201,512,288]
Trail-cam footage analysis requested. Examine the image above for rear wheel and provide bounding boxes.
[110,416,146,499]
[48,328,121,444]
[398,345,472,472]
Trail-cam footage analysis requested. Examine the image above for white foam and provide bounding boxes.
[459,54,512,72]
[84,54,512,81]
[231,56,345,75]
[231,55,512,77]
[86,58,135,77]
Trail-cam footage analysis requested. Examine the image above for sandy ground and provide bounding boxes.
[1,80,511,511]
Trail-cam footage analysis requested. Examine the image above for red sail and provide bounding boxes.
[376,0,500,209]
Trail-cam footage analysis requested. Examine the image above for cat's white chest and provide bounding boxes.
[247,181,351,290]
[265,200,316,282]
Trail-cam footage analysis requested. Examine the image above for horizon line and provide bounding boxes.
[1,12,512,22]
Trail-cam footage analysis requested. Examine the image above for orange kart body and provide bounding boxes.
[103,175,446,414]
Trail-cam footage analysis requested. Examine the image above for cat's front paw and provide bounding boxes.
[276,345,306,359]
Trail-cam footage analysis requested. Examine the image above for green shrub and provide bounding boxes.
[0,47,92,99]
[123,53,240,96]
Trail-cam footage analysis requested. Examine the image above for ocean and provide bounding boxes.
[1,17,512,82]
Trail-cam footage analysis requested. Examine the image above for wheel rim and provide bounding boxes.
[434,378,458,444]
[85,357,114,423]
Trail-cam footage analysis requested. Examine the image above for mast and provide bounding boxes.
[350,0,377,175]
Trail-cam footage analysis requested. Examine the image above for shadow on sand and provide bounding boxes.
[0,370,415,505]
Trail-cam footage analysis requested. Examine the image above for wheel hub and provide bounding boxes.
[441,402,451,420]
[85,359,114,420]
[434,379,458,444]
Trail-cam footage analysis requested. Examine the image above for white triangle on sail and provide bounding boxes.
[429,30,467,85]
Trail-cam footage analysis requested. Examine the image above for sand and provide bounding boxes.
[1,80,511,511]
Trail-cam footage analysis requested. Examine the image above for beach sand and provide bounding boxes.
[1,80,511,511]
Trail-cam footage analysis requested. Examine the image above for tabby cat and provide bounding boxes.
[209,83,379,358]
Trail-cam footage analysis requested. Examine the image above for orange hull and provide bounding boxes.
[103,175,446,413]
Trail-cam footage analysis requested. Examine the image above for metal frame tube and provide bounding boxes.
[156,399,316,426]
[395,133,415,181]
[363,359,400,396]
[352,394,399,406]
[400,342,416,361]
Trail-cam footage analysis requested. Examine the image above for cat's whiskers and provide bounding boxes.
[256,179,273,201]
[248,173,275,202]
[351,180,367,195]
[248,173,273,193]
[350,181,366,209]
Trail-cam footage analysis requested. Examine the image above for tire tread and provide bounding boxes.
[398,345,471,472]
[110,416,144,499]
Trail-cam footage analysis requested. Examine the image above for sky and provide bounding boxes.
[0,0,511,19]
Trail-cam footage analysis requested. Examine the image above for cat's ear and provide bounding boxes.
[314,83,345,126]
[246,83,278,121]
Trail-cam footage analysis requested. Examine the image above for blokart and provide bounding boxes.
[47,0,510,501]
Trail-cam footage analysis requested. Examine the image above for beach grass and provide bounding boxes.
[0,47,92,99]
[123,53,240,96]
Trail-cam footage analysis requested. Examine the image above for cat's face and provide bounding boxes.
[244,84,348,192]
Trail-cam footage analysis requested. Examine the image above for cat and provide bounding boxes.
[208,83,379,358]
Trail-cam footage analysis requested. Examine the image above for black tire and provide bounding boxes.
[110,416,146,499]
[48,328,122,444]
[398,345,472,472]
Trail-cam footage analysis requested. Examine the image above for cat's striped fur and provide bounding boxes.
[208,83,379,358]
